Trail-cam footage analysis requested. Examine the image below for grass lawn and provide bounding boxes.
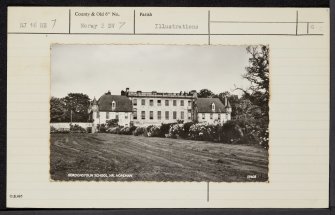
[50,133,268,182]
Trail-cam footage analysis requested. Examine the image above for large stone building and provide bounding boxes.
[125,88,197,126]
[88,88,232,132]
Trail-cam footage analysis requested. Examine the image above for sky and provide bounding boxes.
[51,45,251,99]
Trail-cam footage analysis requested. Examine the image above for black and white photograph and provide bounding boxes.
[50,45,269,182]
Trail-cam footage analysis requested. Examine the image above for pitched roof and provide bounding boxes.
[98,94,132,112]
[92,97,98,105]
[196,98,227,113]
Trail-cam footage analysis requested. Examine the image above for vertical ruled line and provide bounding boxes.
[69,9,71,34]
[307,22,309,34]
[208,10,211,45]
[134,10,136,34]
[296,10,299,35]
[207,182,209,202]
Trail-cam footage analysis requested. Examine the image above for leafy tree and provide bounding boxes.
[50,97,67,122]
[235,45,270,148]
[239,45,269,113]
[198,89,214,98]
[50,93,91,122]
[63,93,91,122]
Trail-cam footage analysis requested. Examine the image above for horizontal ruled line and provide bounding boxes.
[211,21,324,24]
[7,32,324,36]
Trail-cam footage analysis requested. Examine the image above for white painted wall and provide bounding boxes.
[129,97,194,126]
[50,122,93,129]
[197,113,229,124]
[92,111,131,127]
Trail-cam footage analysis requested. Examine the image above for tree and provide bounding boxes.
[198,89,214,98]
[63,93,91,122]
[235,45,270,148]
[239,45,269,113]
[50,97,67,122]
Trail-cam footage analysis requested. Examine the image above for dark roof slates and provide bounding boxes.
[196,98,227,113]
[98,94,132,112]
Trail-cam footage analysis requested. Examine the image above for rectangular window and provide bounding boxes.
[106,112,109,119]
[188,110,191,120]
[202,113,205,120]
[133,99,137,106]
[188,101,192,106]
[165,100,169,106]
[157,111,161,120]
[173,100,177,106]
[180,100,184,106]
[157,100,161,106]
[181,111,184,119]
[97,111,100,118]
[165,111,169,120]
[133,111,137,120]
[210,113,213,119]
[150,111,153,120]
[150,100,154,106]
[141,111,145,119]
[141,99,145,105]
[218,114,221,120]
[116,113,119,120]
[125,113,128,119]
[173,111,177,119]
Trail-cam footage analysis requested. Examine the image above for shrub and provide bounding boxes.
[50,126,57,133]
[108,126,122,134]
[57,128,70,133]
[134,127,147,136]
[147,125,161,137]
[119,126,136,135]
[260,128,269,148]
[188,123,220,141]
[70,124,87,133]
[221,120,244,143]
[97,123,108,133]
[189,123,207,141]
[106,119,119,127]
[181,122,195,138]
[167,124,184,138]
[159,123,176,137]
[177,119,184,124]
[129,126,137,135]
[119,127,129,135]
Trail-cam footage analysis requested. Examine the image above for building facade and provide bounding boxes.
[195,97,231,124]
[124,88,197,126]
[89,92,133,132]
[89,88,232,132]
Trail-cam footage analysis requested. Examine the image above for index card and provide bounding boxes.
[6,7,329,208]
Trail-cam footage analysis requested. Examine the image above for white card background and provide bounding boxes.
[7,7,329,208]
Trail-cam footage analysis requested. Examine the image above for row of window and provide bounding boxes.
[133,111,191,120]
[97,112,129,120]
[133,99,192,107]
[97,112,226,121]
[202,113,225,120]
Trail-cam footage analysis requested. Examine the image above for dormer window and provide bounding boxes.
[112,100,116,110]
[211,103,215,111]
